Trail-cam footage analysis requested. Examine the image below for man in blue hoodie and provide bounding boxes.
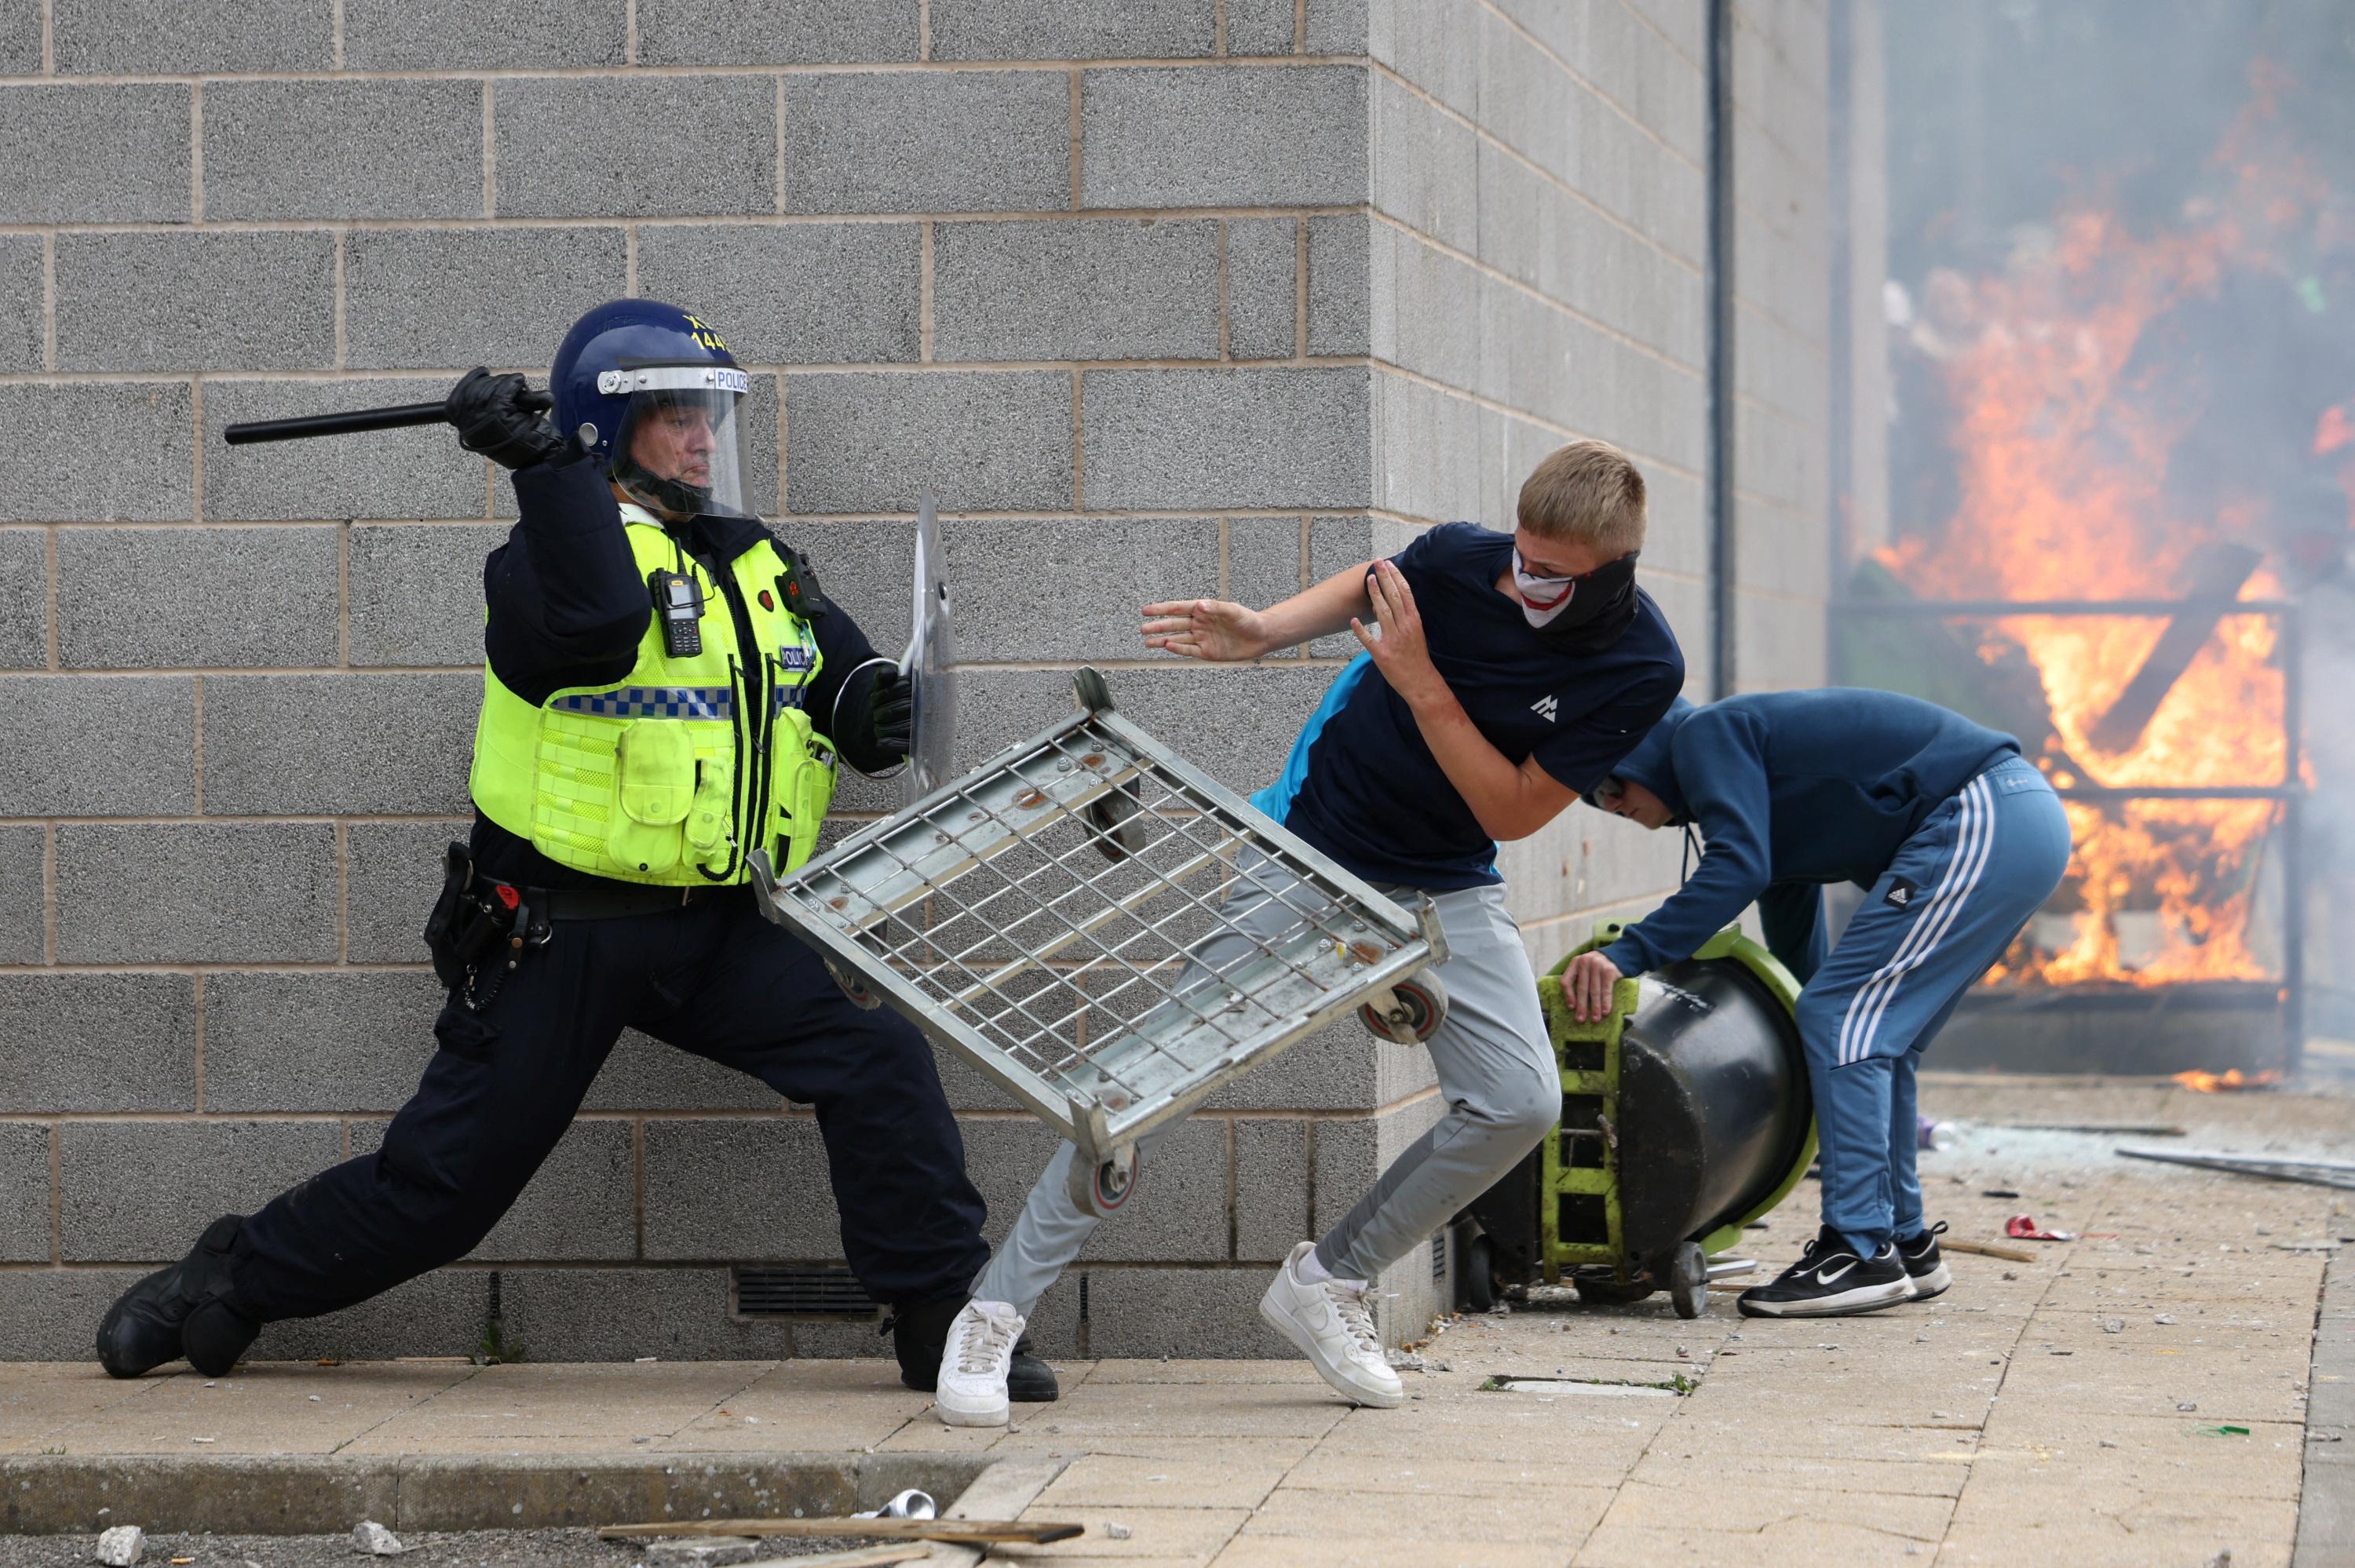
[1565,690,2072,1317]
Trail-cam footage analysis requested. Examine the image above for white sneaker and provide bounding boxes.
[934,1300,1024,1428]
[1258,1242,1404,1409]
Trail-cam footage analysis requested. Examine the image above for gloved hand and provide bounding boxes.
[866,665,913,759]
[446,367,564,471]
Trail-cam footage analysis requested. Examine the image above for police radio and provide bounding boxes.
[649,568,704,658]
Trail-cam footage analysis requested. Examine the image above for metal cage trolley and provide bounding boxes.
[750,669,1451,1218]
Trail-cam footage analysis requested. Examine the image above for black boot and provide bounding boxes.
[95,1215,263,1380]
[889,1296,1060,1403]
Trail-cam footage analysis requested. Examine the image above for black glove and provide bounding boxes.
[866,665,913,759]
[446,367,564,471]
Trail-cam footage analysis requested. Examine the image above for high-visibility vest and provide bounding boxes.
[468,505,838,885]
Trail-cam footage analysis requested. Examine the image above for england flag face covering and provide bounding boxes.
[1511,547,1642,654]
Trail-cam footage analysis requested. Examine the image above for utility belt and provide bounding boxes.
[423,843,742,1008]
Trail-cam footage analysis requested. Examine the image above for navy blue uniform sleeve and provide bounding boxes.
[787,536,896,775]
[483,454,648,706]
[1530,664,1681,794]
[1597,706,1776,975]
[1756,881,1826,986]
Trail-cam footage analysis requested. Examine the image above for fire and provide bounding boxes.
[1882,75,2327,989]
[2171,1067,2283,1093]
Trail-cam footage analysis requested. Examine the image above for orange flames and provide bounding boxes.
[1880,75,2326,987]
[2171,1067,2282,1093]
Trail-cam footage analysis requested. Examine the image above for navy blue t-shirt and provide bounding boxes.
[1252,522,1685,890]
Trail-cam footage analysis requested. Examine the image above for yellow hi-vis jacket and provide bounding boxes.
[467,503,838,885]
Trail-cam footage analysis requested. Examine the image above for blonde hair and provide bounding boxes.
[1515,439,1646,555]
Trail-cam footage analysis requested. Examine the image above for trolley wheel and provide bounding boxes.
[1074,667,1115,713]
[1359,973,1450,1045]
[1571,1270,1654,1307]
[1066,1144,1140,1220]
[1460,1234,1497,1314]
[1668,1241,1708,1320]
[1086,780,1147,862]
[823,956,881,1011]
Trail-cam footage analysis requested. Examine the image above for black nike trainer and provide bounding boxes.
[1896,1220,1952,1300]
[1737,1224,1915,1318]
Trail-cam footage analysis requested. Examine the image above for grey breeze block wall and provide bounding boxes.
[0,0,1845,1362]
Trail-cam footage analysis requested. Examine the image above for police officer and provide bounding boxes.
[94,300,1053,1402]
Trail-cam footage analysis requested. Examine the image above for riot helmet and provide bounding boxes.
[552,300,757,521]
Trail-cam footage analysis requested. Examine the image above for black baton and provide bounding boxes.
[221,400,451,446]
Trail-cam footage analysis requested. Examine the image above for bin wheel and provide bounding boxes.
[1068,1144,1139,1219]
[1668,1242,1708,1320]
[824,956,881,1011]
[1360,973,1450,1045]
[1572,1271,1653,1307]
[1086,779,1147,862]
[1460,1234,1496,1313]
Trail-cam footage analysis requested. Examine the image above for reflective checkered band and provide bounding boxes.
[552,686,734,720]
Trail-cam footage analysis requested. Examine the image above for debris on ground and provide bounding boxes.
[93,1527,143,1566]
[1104,1523,1134,1541]
[849,1491,934,1522]
[349,1523,407,1557]
[2005,1214,2076,1242]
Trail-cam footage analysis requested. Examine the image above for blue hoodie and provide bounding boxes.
[1595,689,2020,984]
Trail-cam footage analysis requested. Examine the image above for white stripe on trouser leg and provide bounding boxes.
[1831,780,1980,1068]
[1843,778,1992,1067]
[1846,778,1999,1066]
[1835,779,1988,1068]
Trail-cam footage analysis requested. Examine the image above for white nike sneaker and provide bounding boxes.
[1258,1242,1404,1409]
[933,1300,1024,1428]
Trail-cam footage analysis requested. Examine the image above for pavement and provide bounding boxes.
[3,1077,2350,1567]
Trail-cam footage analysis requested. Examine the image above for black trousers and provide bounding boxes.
[232,892,991,1318]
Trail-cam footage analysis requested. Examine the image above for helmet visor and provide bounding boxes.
[601,364,755,520]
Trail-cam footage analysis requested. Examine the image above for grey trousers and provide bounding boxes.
[971,856,1560,1314]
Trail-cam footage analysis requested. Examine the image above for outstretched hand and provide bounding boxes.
[1141,598,1268,663]
[1349,560,1444,706]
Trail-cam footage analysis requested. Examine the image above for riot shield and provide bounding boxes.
[898,491,957,805]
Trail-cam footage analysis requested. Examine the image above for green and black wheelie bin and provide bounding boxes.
[1461,924,1817,1319]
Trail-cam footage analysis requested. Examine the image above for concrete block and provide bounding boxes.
[342,0,624,69]
[1081,1265,1298,1358]
[203,379,484,523]
[1303,511,1380,656]
[0,1269,146,1359]
[0,826,43,965]
[784,370,1072,514]
[1368,73,1477,255]
[0,86,189,224]
[0,237,41,371]
[348,524,508,669]
[938,516,1219,661]
[1367,0,1478,116]
[931,0,1214,60]
[1625,0,1707,65]
[349,1117,636,1262]
[1225,217,1298,360]
[203,81,482,224]
[0,531,46,669]
[56,0,329,71]
[1233,1119,1308,1260]
[0,676,194,817]
[60,1120,343,1261]
[57,232,333,374]
[0,1123,52,1262]
[1305,213,1369,357]
[1370,366,1482,523]
[1073,1116,1228,1264]
[1081,366,1370,511]
[496,75,775,220]
[638,223,919,366]
[642,1117,838,1260]
[1374,225,1483,392]
[582,1030,783,1114]
[0,5,36,71]
[1574,78,1706,264]
[1225,0,1292,54]
[933,217,1220,363]
[953,663,1340,794]
[496,1266,792,1362]
[774,519,912,656]
[0,974,196,1113]
[202,673,476,816]
[1477,5,1576,186]
[1080,65,1367,209]
[1199,1017,1400,1111]
[786,71,1071,216]
[1224,515,1306,653]
[57,527,338,670]
[251,1268,489,1362]
[345,819,469,966]
[637,0,915,66]
[2,385,192,523]
[346,228,626,370]
[55,824,338,965]
[203,971,442,1114]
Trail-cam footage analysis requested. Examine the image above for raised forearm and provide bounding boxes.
[1254,562,1376,654]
